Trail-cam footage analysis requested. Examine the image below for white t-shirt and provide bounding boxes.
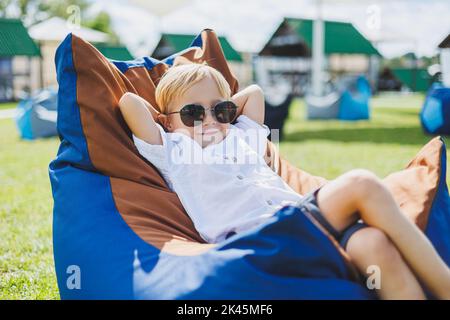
[133,115,303,243]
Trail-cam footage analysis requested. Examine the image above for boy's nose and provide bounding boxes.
[202,108,216,126]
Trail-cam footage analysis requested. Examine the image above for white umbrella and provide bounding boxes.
[29,16,109,42]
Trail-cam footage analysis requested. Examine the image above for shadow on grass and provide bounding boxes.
[284,126,438,146]
[374,108,421,117]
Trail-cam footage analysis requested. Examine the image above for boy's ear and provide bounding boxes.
[157,113,171,130]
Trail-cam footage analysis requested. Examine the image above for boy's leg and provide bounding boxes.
[315,169,450,299]
[346,227,425,299]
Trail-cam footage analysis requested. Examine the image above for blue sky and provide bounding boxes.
[89,0,450,58]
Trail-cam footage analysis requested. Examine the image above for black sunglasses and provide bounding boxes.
[167,100,237,127]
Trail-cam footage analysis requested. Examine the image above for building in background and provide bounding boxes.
[438,34,450,87]
[28,17,133,91]
[152,33,252,86]
[257,17,381,96]
[378,52,434,92]
[390,69,432,92]
[0,18,41,102]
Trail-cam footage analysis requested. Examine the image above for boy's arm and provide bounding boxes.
[118,92,163,145]
[231,84,265,125]
[128,92,161,121]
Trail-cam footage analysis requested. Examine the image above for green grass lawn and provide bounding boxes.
[280,93,445,179]
[0,102,17,110]
[0,119,60,299]
[0,92,446,299]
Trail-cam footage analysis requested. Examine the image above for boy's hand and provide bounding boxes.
[231,84,265,125]
[118,92,163,145]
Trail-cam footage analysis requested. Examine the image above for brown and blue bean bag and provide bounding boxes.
[49,29,450,299]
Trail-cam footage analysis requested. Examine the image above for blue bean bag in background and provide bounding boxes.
[338,75,371,121]
[15,87,58,140]
[306,75,370,121]
[421,83,450,135]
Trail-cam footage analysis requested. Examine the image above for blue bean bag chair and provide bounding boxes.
[49,29,450,299]
[15,87,58,139]
[338,75,371,121]
[306,75,370,121]
[421,83,450,135]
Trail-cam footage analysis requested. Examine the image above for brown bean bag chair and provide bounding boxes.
[50,29,450,299]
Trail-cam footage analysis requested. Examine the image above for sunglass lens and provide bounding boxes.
[214,101,237,123]
[180,104,204,127]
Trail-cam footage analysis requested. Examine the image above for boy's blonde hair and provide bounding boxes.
[155,63,231,114]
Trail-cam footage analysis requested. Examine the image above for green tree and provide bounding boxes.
[0,0,32,18]
[85,10,120,44]
[0,0,89,24]
[1,0,120,44]
[0,0,11,17]
[37,0,89,21]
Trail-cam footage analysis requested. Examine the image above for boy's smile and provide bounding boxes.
[202,127,220,136]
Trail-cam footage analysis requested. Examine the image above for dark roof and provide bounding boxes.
[152,33,242,61]
[0,18,40,57]
[94,44,134,60]
[438,34,450,48]
[260,17,381,56]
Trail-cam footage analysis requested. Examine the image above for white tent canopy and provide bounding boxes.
[29,17,109,43]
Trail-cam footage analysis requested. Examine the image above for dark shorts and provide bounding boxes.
[296,188,368,250]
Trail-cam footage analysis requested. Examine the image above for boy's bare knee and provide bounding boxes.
[347,227,399,266]
[342,169,384,200]
[346,169,379,185]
